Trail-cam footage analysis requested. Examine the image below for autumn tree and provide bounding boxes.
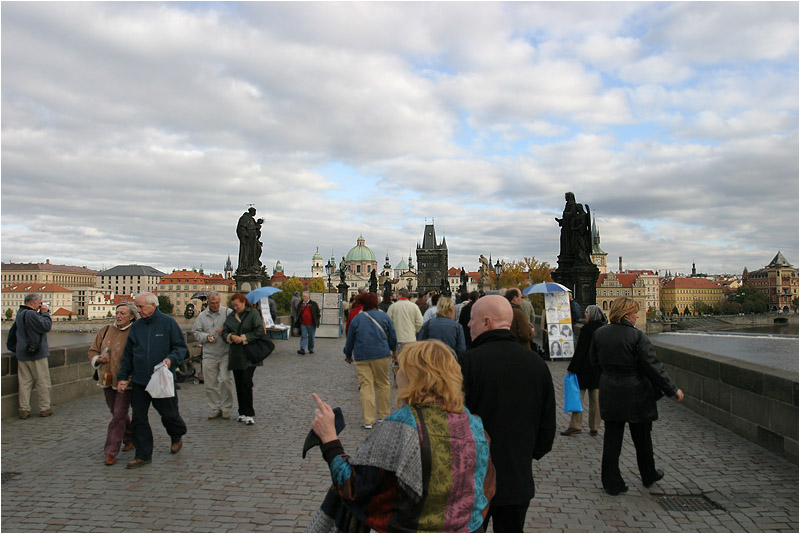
[495,256,554,313]
[308,277,327,293]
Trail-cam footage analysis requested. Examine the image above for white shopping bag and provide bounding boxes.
[145,361,175,398]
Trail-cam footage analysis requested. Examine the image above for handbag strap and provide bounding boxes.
[363,311,388,341]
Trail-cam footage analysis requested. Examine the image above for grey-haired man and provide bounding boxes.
[13,293,53,419]
[192,292,234,419]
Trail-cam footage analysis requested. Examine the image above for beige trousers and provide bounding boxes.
[354,357,392,425]
[17,358,51,412]
[569,388,600,432]
[202,356,234,413]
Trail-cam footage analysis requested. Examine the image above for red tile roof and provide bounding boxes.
[52,307,74,316]
[626,270,657,275]
[662,277,725,289]
[2,283,73,293]
[1,262,98,274]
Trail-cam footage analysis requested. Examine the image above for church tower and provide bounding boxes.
[224,256,233,280]
[590,217,608,275]
[311,247,324,278]
[416,220,448,294]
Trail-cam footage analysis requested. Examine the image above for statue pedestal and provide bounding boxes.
[552,261,599,309]
[337,282,350,300]
[235,273,262,293]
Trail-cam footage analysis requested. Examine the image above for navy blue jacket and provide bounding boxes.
[417,316,466,355]
[118,308,187,386]
[13,305,52,361]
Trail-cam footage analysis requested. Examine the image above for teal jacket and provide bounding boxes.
[118,308,187,386]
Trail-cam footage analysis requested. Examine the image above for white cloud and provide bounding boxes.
[1,2,796,278]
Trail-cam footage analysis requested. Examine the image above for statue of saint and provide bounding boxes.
[555,192,592,264]
[459,268,468,293]
[338,256,349,285]
[236,207,264,274]
[369,270,378,293]
[478,255,490,288]
[383,278,393,296]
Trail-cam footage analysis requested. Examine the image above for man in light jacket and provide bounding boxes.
[192,292,233,420]
[386,288,423,351]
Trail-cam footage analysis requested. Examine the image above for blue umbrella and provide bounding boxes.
[522,282,571,295]
[245,286,283,304]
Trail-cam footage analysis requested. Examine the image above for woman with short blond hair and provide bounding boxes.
[416,297,466,355]
[310,339,495,532]
[591,297,685,495]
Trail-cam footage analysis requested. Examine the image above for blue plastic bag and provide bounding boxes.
[564,372,583,413]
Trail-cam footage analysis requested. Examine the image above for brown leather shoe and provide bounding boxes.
[170,439,183,454]
[560,428,581,436]
[105,456,116,465]
[125,458,151,469]
[18,410,30,419]
[122,442,134,452]
[39,409,53,417]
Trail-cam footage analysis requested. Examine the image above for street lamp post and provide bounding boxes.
[494,259,502,290]
[325,260,334,293]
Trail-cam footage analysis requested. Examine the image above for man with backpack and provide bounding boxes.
[9,293,53,419]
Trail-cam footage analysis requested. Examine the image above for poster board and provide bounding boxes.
[315,292,342,338]
[544,292,574,359]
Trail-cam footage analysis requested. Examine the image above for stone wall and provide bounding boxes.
[652,339,798,465]
[1,332,201,419]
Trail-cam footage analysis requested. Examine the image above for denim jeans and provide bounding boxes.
[300,324,316,351]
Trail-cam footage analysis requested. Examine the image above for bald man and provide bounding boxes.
[461,295,556,533]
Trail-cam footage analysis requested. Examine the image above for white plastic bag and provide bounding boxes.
[145,362,175,398]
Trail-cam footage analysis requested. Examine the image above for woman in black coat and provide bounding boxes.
[590,297,684,495]
[561,305,607,437]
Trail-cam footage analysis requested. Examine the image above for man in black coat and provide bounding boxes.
[460,295,556,533]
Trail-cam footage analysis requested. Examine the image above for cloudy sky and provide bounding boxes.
[2,2,797,279]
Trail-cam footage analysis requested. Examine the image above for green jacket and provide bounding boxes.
[222,307,265,370]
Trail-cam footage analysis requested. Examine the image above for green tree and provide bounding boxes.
[308,277,327,293]
[68,312,73,321]
[273,277,303,316]
[725,284,769,314]
[671,306,679,316]
[158,295,174,315]
[646,306,658,319]
[692,299,714,315]
[4,308,12,320]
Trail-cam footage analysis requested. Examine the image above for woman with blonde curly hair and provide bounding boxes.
[309,340,495,532]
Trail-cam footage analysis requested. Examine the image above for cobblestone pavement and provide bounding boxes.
[2,336,797,532]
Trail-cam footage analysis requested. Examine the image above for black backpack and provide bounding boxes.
[6,321,18,352]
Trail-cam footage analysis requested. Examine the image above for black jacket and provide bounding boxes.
[293,300,321,328]
[460,329,556,505]
[566,319,605,390]
[590,319,678,423]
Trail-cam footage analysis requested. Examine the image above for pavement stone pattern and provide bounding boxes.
[2,336,797,532]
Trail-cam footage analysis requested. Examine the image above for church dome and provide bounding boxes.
[274,260,284,273]
[395,258,409,270]
[345,236,376,262]
[312,248,323,261]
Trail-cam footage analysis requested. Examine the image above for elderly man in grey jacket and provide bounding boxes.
[13,293,53,419]
[192,292,233,419]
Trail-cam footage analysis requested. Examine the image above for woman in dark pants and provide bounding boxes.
[590,297,684,495]
[222,293,265,426]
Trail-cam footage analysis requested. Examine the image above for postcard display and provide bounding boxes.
[315,292,343,338]
[544,292,574,360]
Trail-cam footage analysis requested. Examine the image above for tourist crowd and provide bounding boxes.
[9,286,683,532]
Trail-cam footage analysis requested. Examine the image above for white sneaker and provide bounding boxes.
[237,415,247,423]
[363,424,373,430]
[245,417,255,425]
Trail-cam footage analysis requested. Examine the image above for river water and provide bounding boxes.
[651,325,798,372]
